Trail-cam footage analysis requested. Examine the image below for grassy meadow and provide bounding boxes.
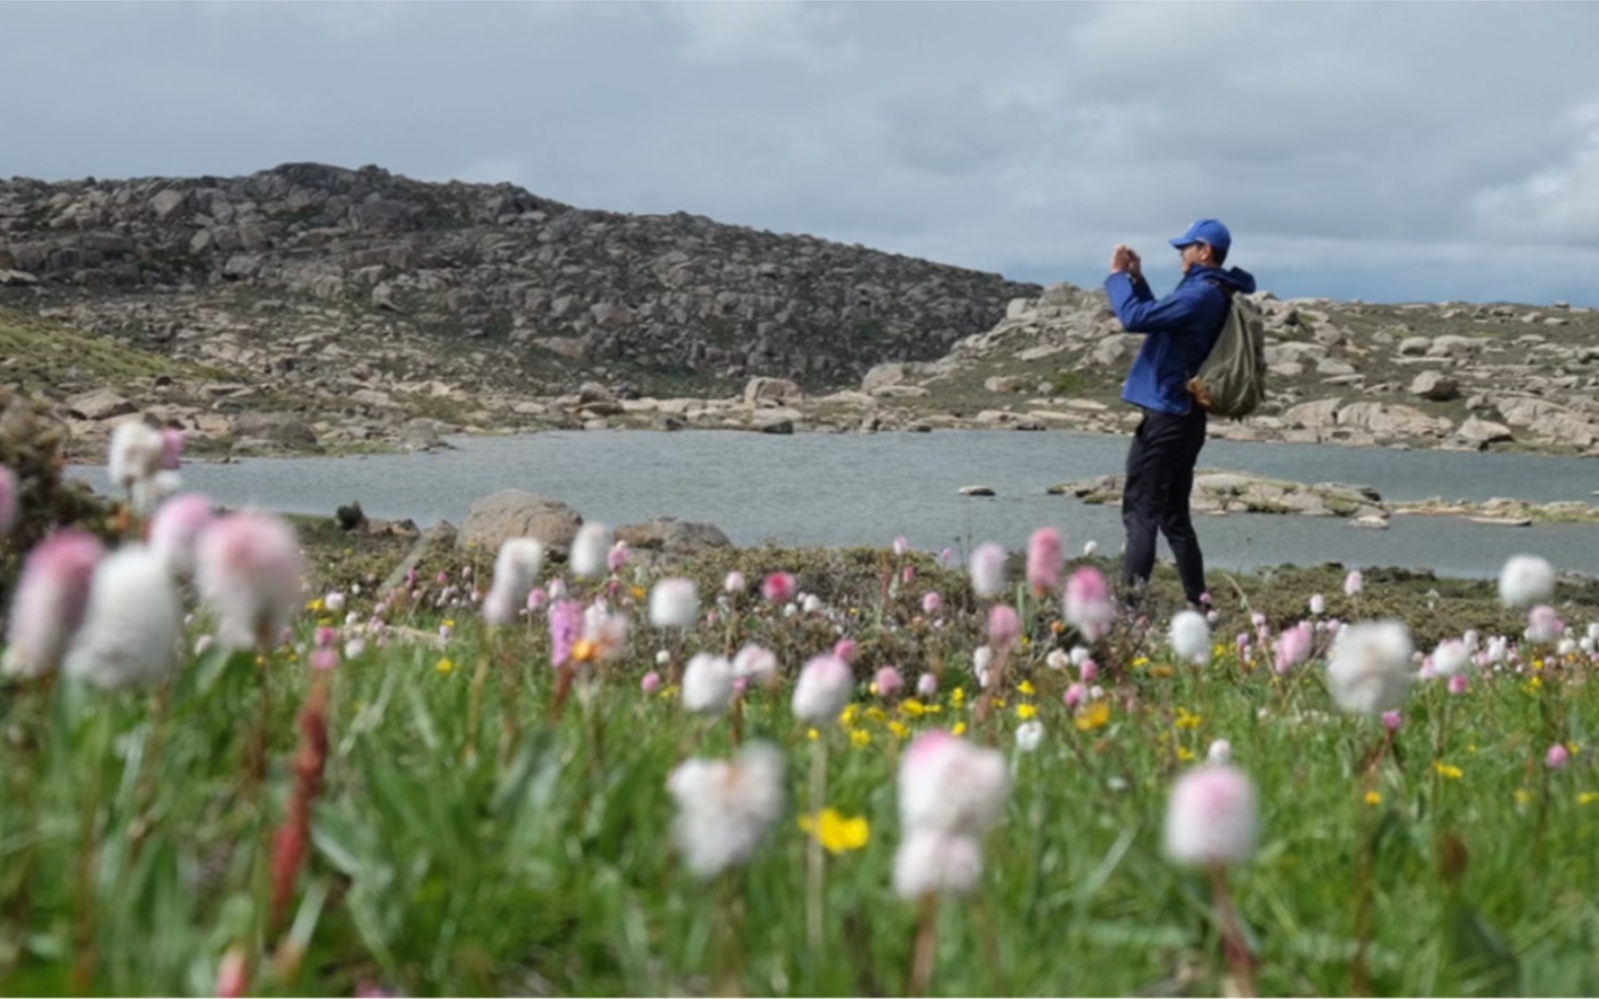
[3,517,1599,997]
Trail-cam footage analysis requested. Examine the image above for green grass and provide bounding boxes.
[0,308,231,398]
[3,536,1599,996]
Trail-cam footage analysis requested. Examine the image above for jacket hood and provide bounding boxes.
[1192,265,1257,295]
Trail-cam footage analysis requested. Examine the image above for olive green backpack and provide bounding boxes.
[1187,288,1266,419]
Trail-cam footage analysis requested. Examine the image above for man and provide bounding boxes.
[1104,218,1257,610]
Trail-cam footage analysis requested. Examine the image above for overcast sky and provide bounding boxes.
[4,2,1599,306]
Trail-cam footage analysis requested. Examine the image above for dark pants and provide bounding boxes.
[1121,406,1209,604]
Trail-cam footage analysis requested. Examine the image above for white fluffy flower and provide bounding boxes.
[483,538,545,625]
[649,578,700,629]
[968,542,1006,599]
[108,419,165,494]
[899,730,1010,837]
[63,546,182,690]
[972,644,994,688]
[1431,639,1472,678]
[732,644,778,685]
[1308,593,1326,615]
[792,654,853,725]
[570,522,611,580]
[1163,764,1259,867]
[1045,649,1069,671]
[668,741,786,880]
[1082,540,1098,557]
[1499,554,1554,609]
[1326,620,1414,716]
[1169,610,1212,665]
[682,653,735,714]
[1206,739,1232,764]
[892,829,984,900]
[194,511,305,650]
[1526,605,1564,645]
[1015,720,1044,753]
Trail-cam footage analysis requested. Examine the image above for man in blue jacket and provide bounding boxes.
[1104,219,1257,611]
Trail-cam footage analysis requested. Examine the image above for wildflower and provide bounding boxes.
[899,730,1009,837]
[483,538,545,624]
[1308,593,1326,615]
[1082,540,1099,557]
[1207,739,1232,764]
[436,658,455,674]
[733,644,778,685]
[1,530,105,679]
[952,721,967,736]
[649,578,700,629]
[1064,567,1116,642]
[875,666,905,700]
[527,588,548,613]
[1045,649,1069,671]
[1547,744,1571,770]
[1018,680,1036,696]
[548,599,583,667]
[921,591,942,615]
[801,593,823,614]
[1447,674,1469,696]
[1026,527,1063,595]
[1175,707,1203,730]
[1064,682,1086,710]
[324,591,346,614]
[581,606,629,662]
[108,418,165,495]
[799,808,871,854]
[1365,790,1382,807]
[975,608,1016,656]
[1382,710,1403,732]
[1515,789,1534,806]
[1272,621,1312,675]
[889,719,911,739]
[793,654,854,726]
[1326,620,1413,716]
[1079,658,1099,684]
[1163,764,1259,867]
[893,829,984,899]
[834,638,859,664]
[637,671,661,695]
[969,542,1006,599]
[1581,792,1599,806]
[916,672,937,698]
[194,511,305,651]
[893,535,910,556]
[761,571,796,603]
[1526,605,1564,645]
[851,729,872,749]
[1344,569,1364,598]
[724,570,746,594]
[1434,762,1463,780]
[1170,610,1212,665]
[1016,703,1038,721]
[60,545,182,690]
[570,522,611,579]
[607,540,629,574]
[1431,638,1471,677]
[1074,699,1111,731]
[1499,554,1555,609]
[1016,720,1044,752]
[668,741,787,880]
[344,638,366,659]
[682,653,735,714]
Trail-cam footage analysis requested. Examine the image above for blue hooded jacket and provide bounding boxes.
[1104,264,1258,415]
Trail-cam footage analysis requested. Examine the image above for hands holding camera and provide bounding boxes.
[1110,244,1142,281]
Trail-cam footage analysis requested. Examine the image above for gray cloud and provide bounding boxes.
[3,2,1598,304]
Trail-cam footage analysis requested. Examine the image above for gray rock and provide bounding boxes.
[66,388,134,421]
[614,517,733,556]
[457,489,583,555]
[1410,370,1459,401]
[744,376,803,407]
[232,411,318,447]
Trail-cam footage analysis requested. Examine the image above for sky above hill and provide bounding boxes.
[5,2,1598,306]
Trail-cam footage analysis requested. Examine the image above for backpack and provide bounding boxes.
[1187,288,1266,419]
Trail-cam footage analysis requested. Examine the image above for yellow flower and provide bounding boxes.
[658,685,680,700]
[1132,656,1150,669]
[840,704,861,727]
[952,722,968,737]
[1074,700,1111,732]
[1580,792,1599,807]
[630,585,647,601]
[571,639,599,664]
[807,728,820,741]
[1174,707,1203,730]
[1515,789,1533,806]
[1365,790,1382,807]
[865,706,888,724]
[436,658,455,674]
[443,618,455,629]
[924,704,942,715]
[1149,665,1175,679]
[1177,746,1196,763]
[1526,677,1544,692]
[851,729,872,749]
[993,698,1007,709]
[1016,703,1038,721]
[951,688,966,706]
[1433,762,1463,780]
[1018,680,1036,696]
[305,597,325,612]
[899,699,927,718]
[888,720,910,740]
[798,809,870,855]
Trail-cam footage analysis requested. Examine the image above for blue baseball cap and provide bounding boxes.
[1169,219,1232,255]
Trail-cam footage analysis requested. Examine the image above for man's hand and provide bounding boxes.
[1126,247,1142,281]
[1110,244,1134,274]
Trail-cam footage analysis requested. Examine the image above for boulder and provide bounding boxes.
[614,517,733,557]
[1410,370,1459,401]
[744,376,803,407]
[232,411,317,447]
[65,388,134,421]
[457,490,583,555]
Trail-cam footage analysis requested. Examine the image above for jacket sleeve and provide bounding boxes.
[1105,275,1220,335]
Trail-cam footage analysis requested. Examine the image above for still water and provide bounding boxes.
[71,430,1599,581]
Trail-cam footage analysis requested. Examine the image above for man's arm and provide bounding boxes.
[1105,278,1216,334]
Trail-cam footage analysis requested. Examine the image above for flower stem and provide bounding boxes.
[908,893,939,997]
[807,734,829,960]
[1209,864,1257,998]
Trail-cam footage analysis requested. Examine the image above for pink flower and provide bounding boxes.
[987,605,1021,649]
[526,588,548,613]
[902,565,915,585]
[1063,567,1115,642]
[159,426,185,471]
[1078,659,1098,684]
[1026,527,1062,595]
[310,648,339,671]
[1526,605,1564,644]
[916,672,938,698]
[1273,621,1314,675]
[792,654,853,725]
[761,571,796,604]
[1547,744,1571,770]
[921,591,942,615]
[147,493,215,577]
[1344,569,1364,598]
[607,541,629,573]
[1447,674,1469,696]
[733,644,778,685]
[0,464,16,535]
[1,530,106,679]
[899,730,1009,836]
[874,666,904,700]
[833,638,859,664]
[939,547,953,567]
[1382,710,1403,732]
[548,599,583,668]
[195,512,306,650]
[968,542,1006,599]
[893,535,909,556]
[1162,764,1259,867]
[724,571,747,594]
[641,670,662,695]
[215,945,250,999]
[1064,682,1087,709]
